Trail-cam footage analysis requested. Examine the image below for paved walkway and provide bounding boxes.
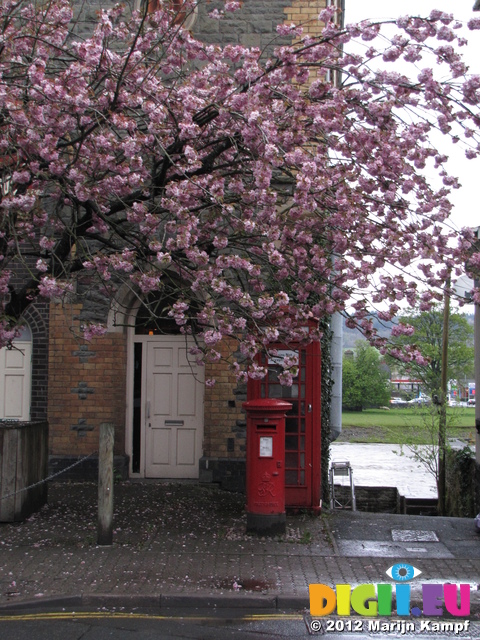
[0,481,479,615]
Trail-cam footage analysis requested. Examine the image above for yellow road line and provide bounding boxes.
[0,611,304,622]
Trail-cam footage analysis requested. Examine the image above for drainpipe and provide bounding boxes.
[473,272,480,512]
[469,226,480,509]
[330,311,343,441]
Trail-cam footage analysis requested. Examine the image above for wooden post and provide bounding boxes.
[97,422,114,545]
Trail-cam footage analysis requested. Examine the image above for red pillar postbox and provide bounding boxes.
[243,398,292,535]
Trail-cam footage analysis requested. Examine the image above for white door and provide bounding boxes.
[0,341,32,421]
[144,337,204,478]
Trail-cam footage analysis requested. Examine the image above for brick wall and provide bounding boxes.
[48,302,126,458]
[204,337,245,459]
[285,0,329,32]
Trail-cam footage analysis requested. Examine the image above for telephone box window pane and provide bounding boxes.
[300,436,305,450]
[281,386,297,399]
[300,471,305,485]
[268,384,282,398]
[286,452,298,467]
[285,470,298,485]
[285,436,297,450]
[286,418,298,433]
[268,367,279,383]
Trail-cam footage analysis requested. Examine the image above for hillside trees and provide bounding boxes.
[389,308,474,396]
[342,342,391,411]
[1,1,480,381]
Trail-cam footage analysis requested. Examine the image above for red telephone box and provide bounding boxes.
[247,340,322,512]
[243,398,292,535]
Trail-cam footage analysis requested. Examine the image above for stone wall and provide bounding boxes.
[195,0,294,49]
[332,484,400,513]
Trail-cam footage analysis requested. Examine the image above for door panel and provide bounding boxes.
[152,371,172,415]
[144,339,203,478]
[149,427,171,465]
[178,373,196,415]
[0,341,31,421]
[176,428,196,465]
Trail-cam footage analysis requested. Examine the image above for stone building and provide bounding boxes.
[1,1,343,499]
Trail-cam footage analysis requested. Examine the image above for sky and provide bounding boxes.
[345,1,480,233]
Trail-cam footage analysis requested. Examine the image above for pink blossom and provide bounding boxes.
[468,17,480,31]
[82,324,107,341]
[37,276,73,299]
[35,259,48,273]
[0,0,479,379]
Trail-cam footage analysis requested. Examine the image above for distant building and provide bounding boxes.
[391,379,422,395]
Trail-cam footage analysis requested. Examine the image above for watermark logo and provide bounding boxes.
[309,563,470,618]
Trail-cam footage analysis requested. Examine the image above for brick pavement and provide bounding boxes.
[0,482,479,614]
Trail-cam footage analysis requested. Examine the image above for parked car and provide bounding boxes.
[408,396,431,405]
[390,397,404,405]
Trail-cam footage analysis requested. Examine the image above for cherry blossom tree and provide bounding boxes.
[1,0,480,382]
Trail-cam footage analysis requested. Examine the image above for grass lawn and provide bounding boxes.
[339,407,476,444]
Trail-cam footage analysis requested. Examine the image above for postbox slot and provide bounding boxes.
[255,423,276,429]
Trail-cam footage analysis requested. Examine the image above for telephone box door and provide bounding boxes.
[247,341,321,510]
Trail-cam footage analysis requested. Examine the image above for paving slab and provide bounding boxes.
[335,539,454,558]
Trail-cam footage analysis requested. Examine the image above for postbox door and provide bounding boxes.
[248,342,321,509]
